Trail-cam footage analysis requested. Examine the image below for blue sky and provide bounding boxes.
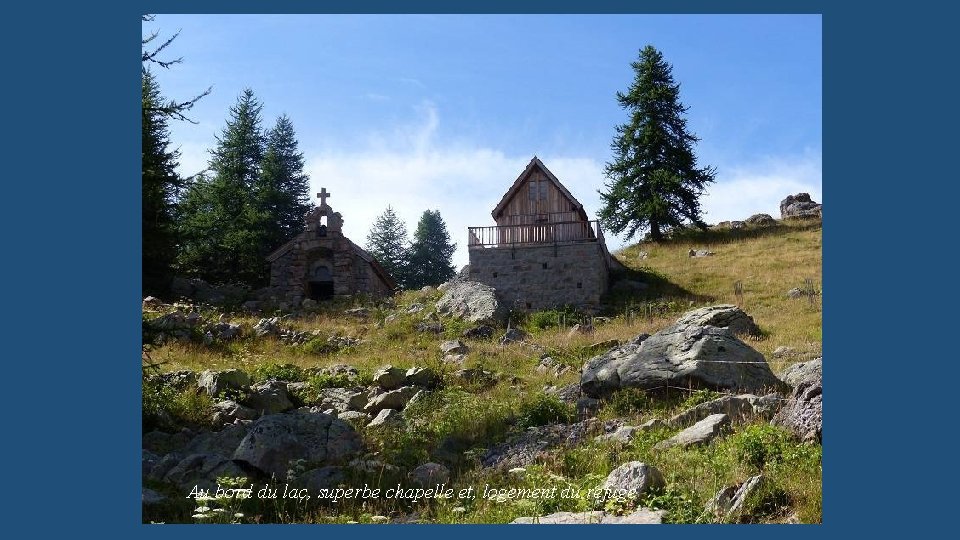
[145,14,821,269]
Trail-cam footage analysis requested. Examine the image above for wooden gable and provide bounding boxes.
[491,157,589,227]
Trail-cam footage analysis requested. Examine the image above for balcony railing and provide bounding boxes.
[468,220,605,248]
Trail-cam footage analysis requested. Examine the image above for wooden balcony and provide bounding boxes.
[468,220,605,248]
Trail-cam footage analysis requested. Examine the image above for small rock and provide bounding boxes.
[301,298,318,310]
[367,408,403,428]
[706,474,766,521]
[198,369,250,398]
[745,213,776,226]
[364,386,420,414]
[567,323,595,337]
[440,340,469,355]
[600,461,665,497]
[405,366,439,388]
[688,249,715,257]
[512,509,666,524]
[344,307,370,319]
[243,380,295,415]
[654,413,731,450]
[373,365,408,390]
[443,353,467,365]
[778,358,822,388]
[210,400,260,426]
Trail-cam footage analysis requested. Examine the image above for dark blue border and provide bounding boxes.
[11,0,944,538]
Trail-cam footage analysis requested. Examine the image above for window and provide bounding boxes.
[528,180,548,202]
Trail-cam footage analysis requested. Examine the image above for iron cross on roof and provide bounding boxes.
[316,187,331,207]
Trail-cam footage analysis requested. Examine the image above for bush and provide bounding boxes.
[525,306,582,332]
[733,424,795,470]
[516,393,574,429]
[679,389,722,410]
[252,363,306,382]
[607,387,651,416]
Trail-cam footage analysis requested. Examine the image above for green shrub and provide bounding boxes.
[607,387,651,416]
[640,485,709,524]
[516,393,574,429]
[142,376,215,431]
[252,363,306,382]
[679,389,722,410]
[525,306,582,332]
[733,424,795,470]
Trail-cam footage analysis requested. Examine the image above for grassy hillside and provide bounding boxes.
[142,219,822,524]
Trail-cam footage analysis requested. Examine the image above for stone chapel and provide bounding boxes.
[265,188,396,305]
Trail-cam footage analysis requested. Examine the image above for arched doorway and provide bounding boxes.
[307,262,334,300]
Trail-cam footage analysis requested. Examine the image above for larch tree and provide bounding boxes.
[598,45,716,242]
[177,89,268,285]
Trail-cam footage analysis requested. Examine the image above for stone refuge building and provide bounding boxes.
[265,189,396,305]
[467,157,619,313]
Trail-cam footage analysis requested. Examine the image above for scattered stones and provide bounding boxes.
[232,411,362,477]
[143,296,163,310]
[373,365,407,390]
[654,413,731,450]
[778,358,822,388]
[208,321,242,341]
[772,346,796,358]
[600,461,665,497]
[406,303,425,314]
[253,317,281,337]
[674,305,760,337]
[436,280,509,323]
[198,369,250,398]
[786,288,804,299]
[500,328,528,345]
[780,193,822,220]
[150,370,198,392]
[415,321,445,334]
[595,425,641,443]
[512,509,665,524]
[772,374,822,443]
[409,462,451,488]
[337,410,372,425]
[567,323,594,337]
[689,249,715,257]
[344,307,370,319]
[440,340,469,355]
[536,357,571,377]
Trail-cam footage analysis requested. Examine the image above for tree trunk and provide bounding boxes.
[650,220,663,241]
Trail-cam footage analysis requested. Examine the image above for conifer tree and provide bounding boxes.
[407,210,456,289]
[365,206,410,289]
[177,89,268,285]
[256,114,312,254]
[598,45,716,241]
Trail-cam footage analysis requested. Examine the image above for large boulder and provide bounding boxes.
[581,321,783,399]
[745,213,777,226]
[780,193,822,220]
[772,374,822,443]
[317,387,368,413]
[183,423,250,459]
[436,280,508,323]
[364,386,419,415]
[373,365,407,391]
[232,411,362,477]
[674,305,760,337]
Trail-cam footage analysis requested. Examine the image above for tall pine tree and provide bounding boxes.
[407,210,456,289]
[177,89,268,285]
[366,206,410,290]
[142,68,182,297]
[256,114,312,255]
[598,45,716,241]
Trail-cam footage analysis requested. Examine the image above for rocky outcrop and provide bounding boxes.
[232,411,362,477]
[780,193,822,220]
[745,213,777,226]
[198,369,250,398]
[243,380,295,415]
[436,280,508,323]
[481,420,597,469]
[772,374,822,443]
[581,319,783,399]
